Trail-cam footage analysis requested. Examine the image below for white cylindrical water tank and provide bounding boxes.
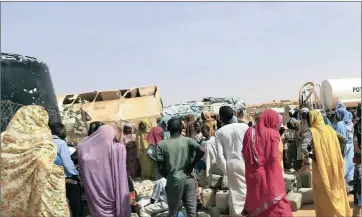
[320,78,361,111]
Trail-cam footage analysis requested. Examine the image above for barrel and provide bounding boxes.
[320,78,361,111]
[1,53,61,131]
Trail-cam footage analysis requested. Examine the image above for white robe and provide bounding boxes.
[204,137,223,178]
[215,123,249,216]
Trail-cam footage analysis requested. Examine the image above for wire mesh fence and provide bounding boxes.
[0,101,23,132]
[0,100,61,132]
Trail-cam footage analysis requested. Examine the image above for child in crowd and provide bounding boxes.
[193,121,204,143]
[195,125,215,176]
[200,125,215,153]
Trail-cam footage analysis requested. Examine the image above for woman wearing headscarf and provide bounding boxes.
[279,123,288,169]
[320,110,333,126]
[123,123,141,179]
[136,119,155,180]
[185,114,195,138]
[285,109,300,169]
[236,109,246,123]
[355,103,361,150]
[278,114,284,171]
[306,110,351,216]
[297,107,311,169]
[77,125,131,217]
[158,115,171,139]
[353,111,359,125]
[242,109,292,217]
[87,121,104,136]
[335,103,355,192]
[201,111,217,136]
[146,126,164,180]
[1,105,69,217]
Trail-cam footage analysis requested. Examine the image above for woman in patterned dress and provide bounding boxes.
[1,105,69,217]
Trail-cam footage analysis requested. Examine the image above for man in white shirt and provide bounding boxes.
[215,106,249,216]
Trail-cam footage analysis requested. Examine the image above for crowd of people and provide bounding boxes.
[0,102,361,217]
[283,105,361,194]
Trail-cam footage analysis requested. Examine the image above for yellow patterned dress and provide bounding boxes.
[136,119,155,180]
[0,105,69,217]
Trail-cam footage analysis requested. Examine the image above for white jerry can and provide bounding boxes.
[201,188,216,207]
[215,190,229,215]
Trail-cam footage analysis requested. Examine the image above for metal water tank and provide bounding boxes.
[320,78,361,111]
[1,53,61,130]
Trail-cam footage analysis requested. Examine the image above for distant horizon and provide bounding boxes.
[2,2,360,105]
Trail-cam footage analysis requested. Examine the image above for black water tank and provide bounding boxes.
[1,53,61,130]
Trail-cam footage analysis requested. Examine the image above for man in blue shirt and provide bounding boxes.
[51,123,79,177]
[50,122,81,217]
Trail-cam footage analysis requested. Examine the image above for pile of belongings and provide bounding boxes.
[134,180,155,198]
[202,97,242,105]
[162,102,200,118]
[162,96,247,118]
[199,97,247,115]
[59,104,90,143]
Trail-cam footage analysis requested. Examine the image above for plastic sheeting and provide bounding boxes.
[162,103,200,118]
[199,97,246,115]
[202,97,242,105]
[162,97,247,118]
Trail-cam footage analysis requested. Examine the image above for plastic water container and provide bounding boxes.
[201,188,216,206]
[198,170,207,187]
[298,171,312,188]
[215,190,229,214]
[298,188,314,204]
[287,191,303,211]
[208,174,223,188]
[283,174,296,192]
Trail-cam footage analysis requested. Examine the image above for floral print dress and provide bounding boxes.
[1,105,69,217]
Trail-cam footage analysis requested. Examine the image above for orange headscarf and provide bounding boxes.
[202,112,217,136]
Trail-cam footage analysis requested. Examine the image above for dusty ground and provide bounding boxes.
[293,195,358,217]
[293,203,319,217]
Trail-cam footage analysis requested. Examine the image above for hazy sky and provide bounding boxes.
[1,2,360,105]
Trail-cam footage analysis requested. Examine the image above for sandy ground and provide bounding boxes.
[293,195,358,217]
